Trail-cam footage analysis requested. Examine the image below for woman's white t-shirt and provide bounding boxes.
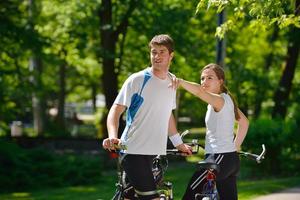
[205,93,237,154]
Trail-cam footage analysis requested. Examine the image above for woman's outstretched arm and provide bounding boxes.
[179,79,224,112]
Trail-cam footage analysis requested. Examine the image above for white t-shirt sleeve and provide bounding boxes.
[114,73,141,107]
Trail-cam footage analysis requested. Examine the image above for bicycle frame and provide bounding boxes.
[195,169,219,200]
[194,144,266,200]
[110,132,266,200]
[112,159,133,200]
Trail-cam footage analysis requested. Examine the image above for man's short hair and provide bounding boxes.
[149,34,174,53]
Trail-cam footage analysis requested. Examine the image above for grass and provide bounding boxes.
[238,177,300,200]
[1,160,300,200]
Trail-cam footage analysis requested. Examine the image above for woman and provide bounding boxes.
[174,63,249,200]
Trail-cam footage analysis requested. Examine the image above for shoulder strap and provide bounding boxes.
[139,70,151,95]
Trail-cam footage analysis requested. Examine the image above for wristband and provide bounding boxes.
[169,133,183,147]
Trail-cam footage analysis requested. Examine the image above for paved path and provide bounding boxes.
[253,186,300,200]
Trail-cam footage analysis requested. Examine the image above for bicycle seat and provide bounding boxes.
[197,156,220,172]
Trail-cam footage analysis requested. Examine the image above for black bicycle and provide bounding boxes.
[111,130,201,200]
[110,131,266,200]
[195,144,266,200]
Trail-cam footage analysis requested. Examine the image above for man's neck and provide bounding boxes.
[151,66,169,80]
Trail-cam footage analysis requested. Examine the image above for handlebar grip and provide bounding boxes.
[166,148,198,155]
[113,143,127,150]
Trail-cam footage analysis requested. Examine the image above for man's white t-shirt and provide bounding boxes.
[114,68,176,155]
[205,93,237,154]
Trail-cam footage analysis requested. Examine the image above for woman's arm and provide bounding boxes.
[179,79,224,112]
[234,109,249,151]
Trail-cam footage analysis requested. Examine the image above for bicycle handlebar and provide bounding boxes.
[166,139,205,155]
[166,130,205,155]
[110,131,266,164]
[239,144,266,163]
[112,143,127,150]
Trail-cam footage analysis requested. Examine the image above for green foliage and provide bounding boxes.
[1,0,299,137]
[177,91,207,128]
[242,118,300,176]
[197,0,300,38]
[0,165,300,199]
[0,139,103,192]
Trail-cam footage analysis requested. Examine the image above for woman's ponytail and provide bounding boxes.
[203,63,241,120]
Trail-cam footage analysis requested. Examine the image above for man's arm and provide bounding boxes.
[168,113,178,137]
[107,104,126,138]
[168,113,192,155]
[103,104,126,150]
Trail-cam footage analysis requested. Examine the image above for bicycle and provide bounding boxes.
[111,130,201,200]
[110,131,266,200]
[194,144,266,200]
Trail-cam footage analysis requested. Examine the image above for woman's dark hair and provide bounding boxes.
[201,63,240,120]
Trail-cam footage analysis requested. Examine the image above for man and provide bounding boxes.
[102,34,191,200]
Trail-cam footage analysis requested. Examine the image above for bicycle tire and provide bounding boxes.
[112,190,124,200]
[196,182,219,200]
[159,194,167,200]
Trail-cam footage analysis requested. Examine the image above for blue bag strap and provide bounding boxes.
[139,70,151,95]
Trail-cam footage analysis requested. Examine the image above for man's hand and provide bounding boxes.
[176,143,192,156]
[102,138,121,151]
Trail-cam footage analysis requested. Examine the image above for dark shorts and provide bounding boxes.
[121,154,159,200]
[182,151,240,200]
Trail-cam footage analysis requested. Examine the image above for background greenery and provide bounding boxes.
[0,139,103,192]
[1,0,300,198]
[0,152,300,199]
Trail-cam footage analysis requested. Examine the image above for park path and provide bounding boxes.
[253,186,300,200]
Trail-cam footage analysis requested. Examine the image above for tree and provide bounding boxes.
[98,0,139,138]
[253,25,279,118]
[28,0,46,135]
[0,0,45,135]
[197,0,300,119]
[272,0,300,118]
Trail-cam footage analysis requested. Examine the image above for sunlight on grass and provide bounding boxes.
[68,186,97,192]
[12,192,31,197]
[238,176,300,200]
[189,127,206,134]
[0,165,299,200]
[186,153,204,163]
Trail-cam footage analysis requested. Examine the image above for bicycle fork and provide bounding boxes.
[195,170,219,200]
[158,181,173,200]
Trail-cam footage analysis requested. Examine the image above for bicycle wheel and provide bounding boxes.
[195,196,216,200]
[159,194,167,200]
[211,187,219,200]
[196,182,219,200]
[112,189,124,200]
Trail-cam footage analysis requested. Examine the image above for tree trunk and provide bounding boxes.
[30,57,45,135]
[98,0,118,138]
[56,63,66,132]
[272,0,300,118]
[216,10,226,67]
[98,0,138,138]
[28,0,45,135]
[91,83,97,112]
[253,26,279,118]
